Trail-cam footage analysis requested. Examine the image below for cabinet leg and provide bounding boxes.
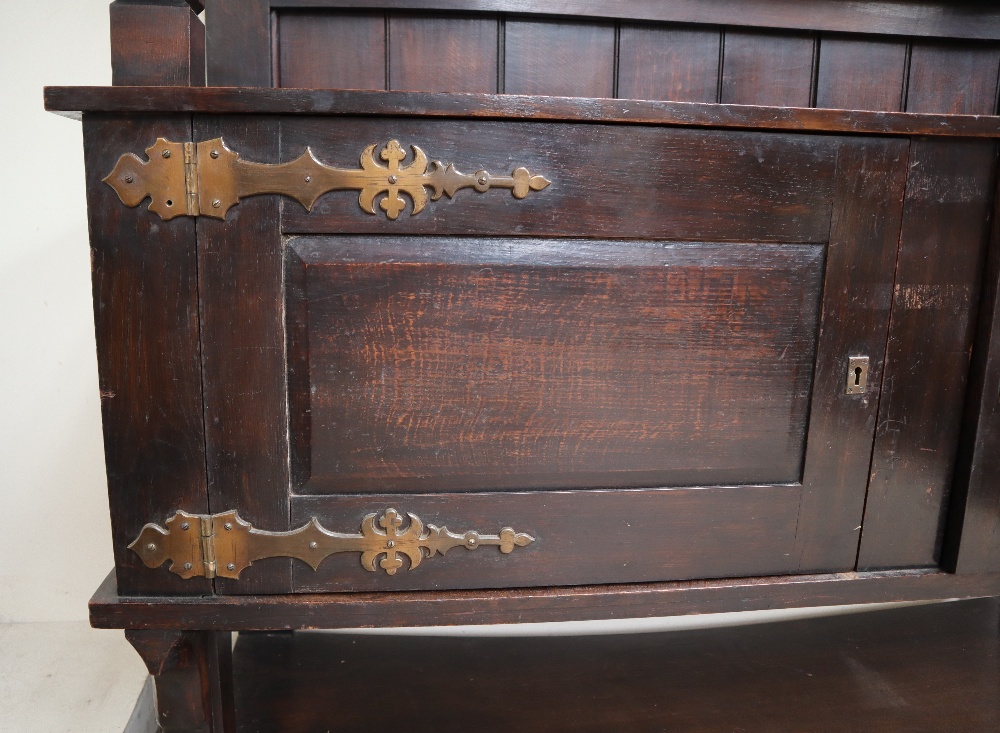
[125,630,234,733]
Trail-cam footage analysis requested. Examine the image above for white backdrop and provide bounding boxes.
[0,0,916,631]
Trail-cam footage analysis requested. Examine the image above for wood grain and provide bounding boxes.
[721,30,816,107]
[503,19,615,97]
[277,11,386,90]
[230,599,1000,733]
[792,138,909,573]
[280,118,838,240]
[110,2,205,86]
[906,42,1000,114]
[45,87,1000,138]
[83,114,211,597]
[257,0,1000,41]
[617,24,721,103]
[205,0,270,86]
[89,568,1000,630]
[859,140,996,570]
[815,36,906,111]
[946,159,1000,575]
[389,14,498,93]
[196,116,293,594]
[290,237,823,493]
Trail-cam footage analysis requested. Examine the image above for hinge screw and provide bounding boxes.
[147,543,156,551]
[478,176,488,186]
[162,149,171,158]
[210,150,219,159]
[388,175,398,185]
[226,563,236,571]
[180,522,190,531]
[224,523,232,531]
[387,540,395,548]
[309,541,318,549]
[184,563,193,571]
[305,175,311,183]
[212,199,222,209]
[124,175,134,184]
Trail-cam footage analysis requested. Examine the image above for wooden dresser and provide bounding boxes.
[46,1,1000,730]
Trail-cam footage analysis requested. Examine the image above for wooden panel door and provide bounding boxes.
[196,114,907,593]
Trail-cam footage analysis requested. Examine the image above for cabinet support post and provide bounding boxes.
[125,630,234,733]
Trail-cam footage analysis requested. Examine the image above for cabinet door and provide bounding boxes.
[197,116,907,593]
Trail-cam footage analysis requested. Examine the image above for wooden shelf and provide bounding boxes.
[210,598,1000,732]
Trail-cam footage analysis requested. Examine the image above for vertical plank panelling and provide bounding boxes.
[277,12,387,90]
[721,30,816,107]
[504,19,615,97]
[816,36,907,111]
[618,24,721,102]
[907,43,1000,114]
[859,140,995,570]
[389,14,498,93]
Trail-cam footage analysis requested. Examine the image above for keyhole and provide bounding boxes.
[854,366,863,386]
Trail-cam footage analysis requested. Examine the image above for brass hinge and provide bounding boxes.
[103,137,550,222]
[128,508,535,580]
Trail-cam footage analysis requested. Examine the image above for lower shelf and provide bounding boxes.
[208,598,1000,732]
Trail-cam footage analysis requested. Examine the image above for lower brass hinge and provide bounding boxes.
[128,509,535,580]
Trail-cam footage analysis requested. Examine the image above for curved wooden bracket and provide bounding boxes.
[104,137,551,221]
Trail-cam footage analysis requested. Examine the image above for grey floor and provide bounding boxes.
[0,622,147,733]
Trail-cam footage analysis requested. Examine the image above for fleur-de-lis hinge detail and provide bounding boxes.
[128,508,535,580]
[103,137,551,221]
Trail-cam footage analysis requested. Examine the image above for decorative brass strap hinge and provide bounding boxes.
[104,137,551,221]
[128,508,535,580]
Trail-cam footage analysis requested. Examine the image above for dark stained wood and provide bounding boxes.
[859,140,996,570]
[291,487,800,591]
[281,118,838,240]
[110,1,206,86]
[389,14,498,93]
[617,24,721,103]
[793,138,909,573]
[83,114,211,597]
[291,237,823,493]
[205,0,271,86]
[815,36,906,111]
[258,0,1000,41]
[906,42,1000,115]
[125,630,233,733]
[277,11,386,90]
[89,568,1000,630]
[50,87,1000,138]
[721,30,816,107]
[946,168,1000,575]
[230,599,1000,733]
[503,19,615,97]
[195,117,292,594]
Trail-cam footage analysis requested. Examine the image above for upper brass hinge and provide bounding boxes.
[128,508,535,580]
[103,137,551,222]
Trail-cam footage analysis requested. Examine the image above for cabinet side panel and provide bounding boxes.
[196,116,293,594]
[83,115,211,596]
[947,157,1000,575]
[860,141,996,570]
